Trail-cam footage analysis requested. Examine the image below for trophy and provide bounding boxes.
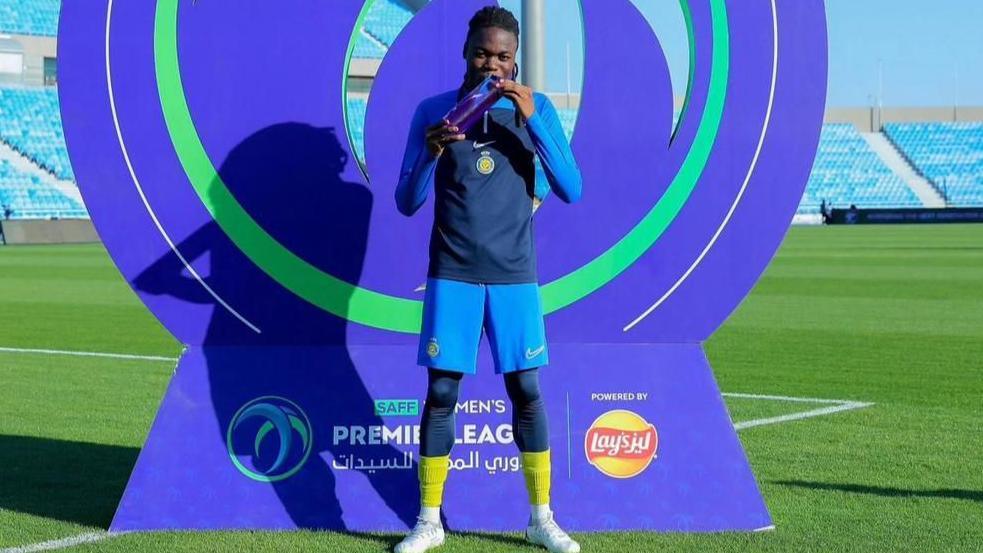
[443,75,504,133]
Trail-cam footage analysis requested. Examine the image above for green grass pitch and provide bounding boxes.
[1,225,981,551]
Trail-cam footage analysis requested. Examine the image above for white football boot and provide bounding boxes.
[394,516,445,553]
[526,511,581,553]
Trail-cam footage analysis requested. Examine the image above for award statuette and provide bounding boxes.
[443,75,504,133]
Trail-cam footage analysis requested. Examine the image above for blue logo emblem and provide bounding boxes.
[226,396,313,482]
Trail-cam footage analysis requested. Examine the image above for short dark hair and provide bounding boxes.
[466,6,520,46]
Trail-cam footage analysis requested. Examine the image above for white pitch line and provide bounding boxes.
[734,401,873,430]
[723,392,861,405]
[0,532,112,553]
[0,346,177,363]
[726,392,874,430]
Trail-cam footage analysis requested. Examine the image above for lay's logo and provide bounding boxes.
[584,409,658,478]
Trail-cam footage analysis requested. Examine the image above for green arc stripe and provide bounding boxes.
[152,0,728,333]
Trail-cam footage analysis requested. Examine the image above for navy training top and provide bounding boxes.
[395,89,582,284]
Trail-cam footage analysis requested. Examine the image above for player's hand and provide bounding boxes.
[425,119,466,158]
[497,80,535,120]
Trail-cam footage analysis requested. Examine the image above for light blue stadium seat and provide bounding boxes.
[352,34,387,60]
[362,0,414,48]
[0,86,75,181]
[884,122,983,207]
[350,0,414,60]
[0,0,59,37]
[345,98,368,163]
[0,160,87,219]
[798,123,921,214]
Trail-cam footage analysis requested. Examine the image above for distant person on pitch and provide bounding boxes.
[393,6,582,553]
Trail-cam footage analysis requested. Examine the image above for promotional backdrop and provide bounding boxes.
[58,0,827,532]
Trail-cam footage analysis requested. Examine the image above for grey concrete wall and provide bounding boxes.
[348,59,382,79]
[1,34,56,86]
[1,218,99,245]
[826,106,983,131]
[825,108,875,131]
[12,34,56,58]
[881,106,983,124]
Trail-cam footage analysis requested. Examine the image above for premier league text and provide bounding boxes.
[333,424,514,446]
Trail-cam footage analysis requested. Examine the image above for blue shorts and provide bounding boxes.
[417,278,548,374]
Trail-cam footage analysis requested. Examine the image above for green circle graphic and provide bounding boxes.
[152,0,729,333]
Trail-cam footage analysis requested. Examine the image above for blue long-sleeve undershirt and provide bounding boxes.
[526,95,582,204]
[394,96,441,216]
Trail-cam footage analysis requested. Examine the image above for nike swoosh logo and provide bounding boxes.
[473,140,496,149]
[525,345,545,359]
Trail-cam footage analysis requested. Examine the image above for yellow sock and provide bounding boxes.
[521,450,551,506]
[419,454,450,508]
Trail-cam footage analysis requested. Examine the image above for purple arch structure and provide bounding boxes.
[58,0,826,533]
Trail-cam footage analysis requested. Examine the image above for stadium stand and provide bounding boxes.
[362,0,414,48]
[800,123,921,214]
[0,86,74,180]
[557,108,577,139]
[345,98,368,162]
[346,0,414,159]
[348,0,414,60]
[352,34,388,60]
[883,122,983,207]
[0,0,59,37]
[0,159,85,219]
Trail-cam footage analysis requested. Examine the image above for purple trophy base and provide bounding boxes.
[110,343,770,533]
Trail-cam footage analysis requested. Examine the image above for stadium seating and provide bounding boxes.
[346,98,368,162]
[362,0,414,48]
[883,122,983,207]
[0,86,74,181]
[557,108,577,139]
[0,160,86,219]
[800,123,920,214]
[0,0,60,37]
[352,33,388,60]
[349,0,414,60]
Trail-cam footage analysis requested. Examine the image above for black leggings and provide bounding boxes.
[420,367,549,457]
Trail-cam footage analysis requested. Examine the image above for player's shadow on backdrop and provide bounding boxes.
[134,123,419,531]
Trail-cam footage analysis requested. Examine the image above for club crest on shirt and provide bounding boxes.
[426,338,440,358]
[476,151,495,175]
